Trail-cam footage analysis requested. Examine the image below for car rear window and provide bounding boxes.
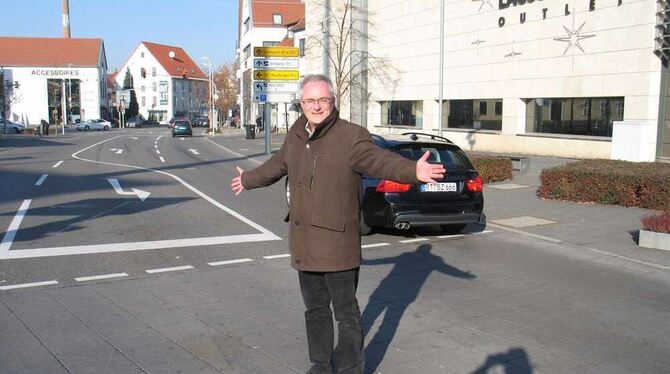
[393,146,473,169]
[175,121,190,126]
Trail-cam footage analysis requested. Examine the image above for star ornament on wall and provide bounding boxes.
[553,19,596,56]
[472,0,494,12]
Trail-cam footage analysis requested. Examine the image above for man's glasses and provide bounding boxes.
[301,97,333,106]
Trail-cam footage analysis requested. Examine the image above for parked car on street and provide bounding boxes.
[192,116,209,128]
[172,119,192,137]
[75,119,111,131]
[0,118,26,134]
[285,132,485,235]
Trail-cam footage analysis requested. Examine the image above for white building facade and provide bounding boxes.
[0,37,108,127]
[115,42,208,123]
[304,0,670,161]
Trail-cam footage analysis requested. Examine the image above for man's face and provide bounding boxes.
[301,81,334,125]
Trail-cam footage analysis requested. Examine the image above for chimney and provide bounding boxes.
[62,0,71,38]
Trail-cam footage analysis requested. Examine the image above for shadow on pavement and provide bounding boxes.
[471,347,533,374]
[361,244,476,372]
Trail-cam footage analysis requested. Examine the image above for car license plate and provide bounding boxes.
[420,182,457,192]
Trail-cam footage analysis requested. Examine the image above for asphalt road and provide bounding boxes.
[1,128,669,373]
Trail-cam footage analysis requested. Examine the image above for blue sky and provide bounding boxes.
[2,0,239,72]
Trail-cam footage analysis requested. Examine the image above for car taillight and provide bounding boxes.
[376,180,411,193]
[466,175,483,192]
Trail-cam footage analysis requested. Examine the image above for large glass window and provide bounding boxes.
[381,100,422,127]
[447,99,502,130]
[527,97,623,137]
[47,78,80,124]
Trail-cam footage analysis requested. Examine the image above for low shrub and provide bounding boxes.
[468,155,513,183]
[538,159,670,210]
[641,212,670,234]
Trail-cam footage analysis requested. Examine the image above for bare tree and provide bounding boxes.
[307,0,397,110]
[213,60,240,121]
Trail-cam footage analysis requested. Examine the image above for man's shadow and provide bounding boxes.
[471,348,533,373]
[361,244,476,372]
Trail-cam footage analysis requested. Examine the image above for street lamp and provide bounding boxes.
[202,56,214,133]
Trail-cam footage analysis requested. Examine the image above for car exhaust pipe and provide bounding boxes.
[394,222,410,230]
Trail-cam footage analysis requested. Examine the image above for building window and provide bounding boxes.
[495,101,503,116]
[141,52,144,58]
[448,99,502,130]
[263,41,279,47]
[526,97,624,137]
[243,44,250,60]
[381,101,423,127]
[141,68,146,78]
[273,14,282,25]
[152,67,156,77]
[244,17,250,33]
[141,85,145,92]
[299,38,306,57]
[479,101,487,116]
[152,96,157,107]
[160,81,168,105]
[152,82,157,92]
[141,96,146,107]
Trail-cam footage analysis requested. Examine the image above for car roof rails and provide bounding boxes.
[401,132,454,144]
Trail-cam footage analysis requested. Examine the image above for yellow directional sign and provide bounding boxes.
[253,70,299,81]
[254,46,299,57]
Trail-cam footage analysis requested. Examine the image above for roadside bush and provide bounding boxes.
[641,212,670,234]
[538,159,670,210]
[468,155,513,183]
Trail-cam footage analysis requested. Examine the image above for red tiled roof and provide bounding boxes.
[286,16,305,31]
[0,36,103,67]
[142,42,207,80]
[278,37,294,47]
[252,0,304,28]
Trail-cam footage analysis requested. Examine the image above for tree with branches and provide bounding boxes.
[213,60,239,123]
[122,68,139,119]
[307,0,397,114]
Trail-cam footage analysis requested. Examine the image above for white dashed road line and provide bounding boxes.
[146,265,194,274]
[75,273,129,282]
[398,238,430,244]
[52,160,63,168]
[0,199,32,253]
[208,258,254,266]
[0,280,58,291]
[362,243,390,248]
[35,174,48,186]
[156,150,160,154]
[159,156,165,163]
[263,254,290,259]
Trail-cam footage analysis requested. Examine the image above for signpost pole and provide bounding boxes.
[264,102,271,155]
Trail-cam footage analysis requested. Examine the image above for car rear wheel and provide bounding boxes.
[439,224,466,234]
[13,127,20,134]
[103,125,109,131]
[360,212,373,236]
[84,125,90,131]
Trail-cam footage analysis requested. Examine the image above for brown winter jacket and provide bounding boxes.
[241,110,419,272]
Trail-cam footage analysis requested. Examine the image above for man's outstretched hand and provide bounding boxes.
[230,166,245,195]
[416,151,446,183]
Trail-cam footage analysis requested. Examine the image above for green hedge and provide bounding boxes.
[538,159,670,210]
[468,155,513,183]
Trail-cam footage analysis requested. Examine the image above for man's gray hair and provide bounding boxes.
[299,74,335,98]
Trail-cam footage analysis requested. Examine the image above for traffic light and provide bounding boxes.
[655,0,670,66]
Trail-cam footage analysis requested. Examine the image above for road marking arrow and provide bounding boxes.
[189,149,200,155]
[109,148,124,154]
[107,178,151,202]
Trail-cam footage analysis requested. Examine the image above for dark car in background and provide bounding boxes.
[285,132,484,235]
[192,116,209,128]
[172,119,192,137]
